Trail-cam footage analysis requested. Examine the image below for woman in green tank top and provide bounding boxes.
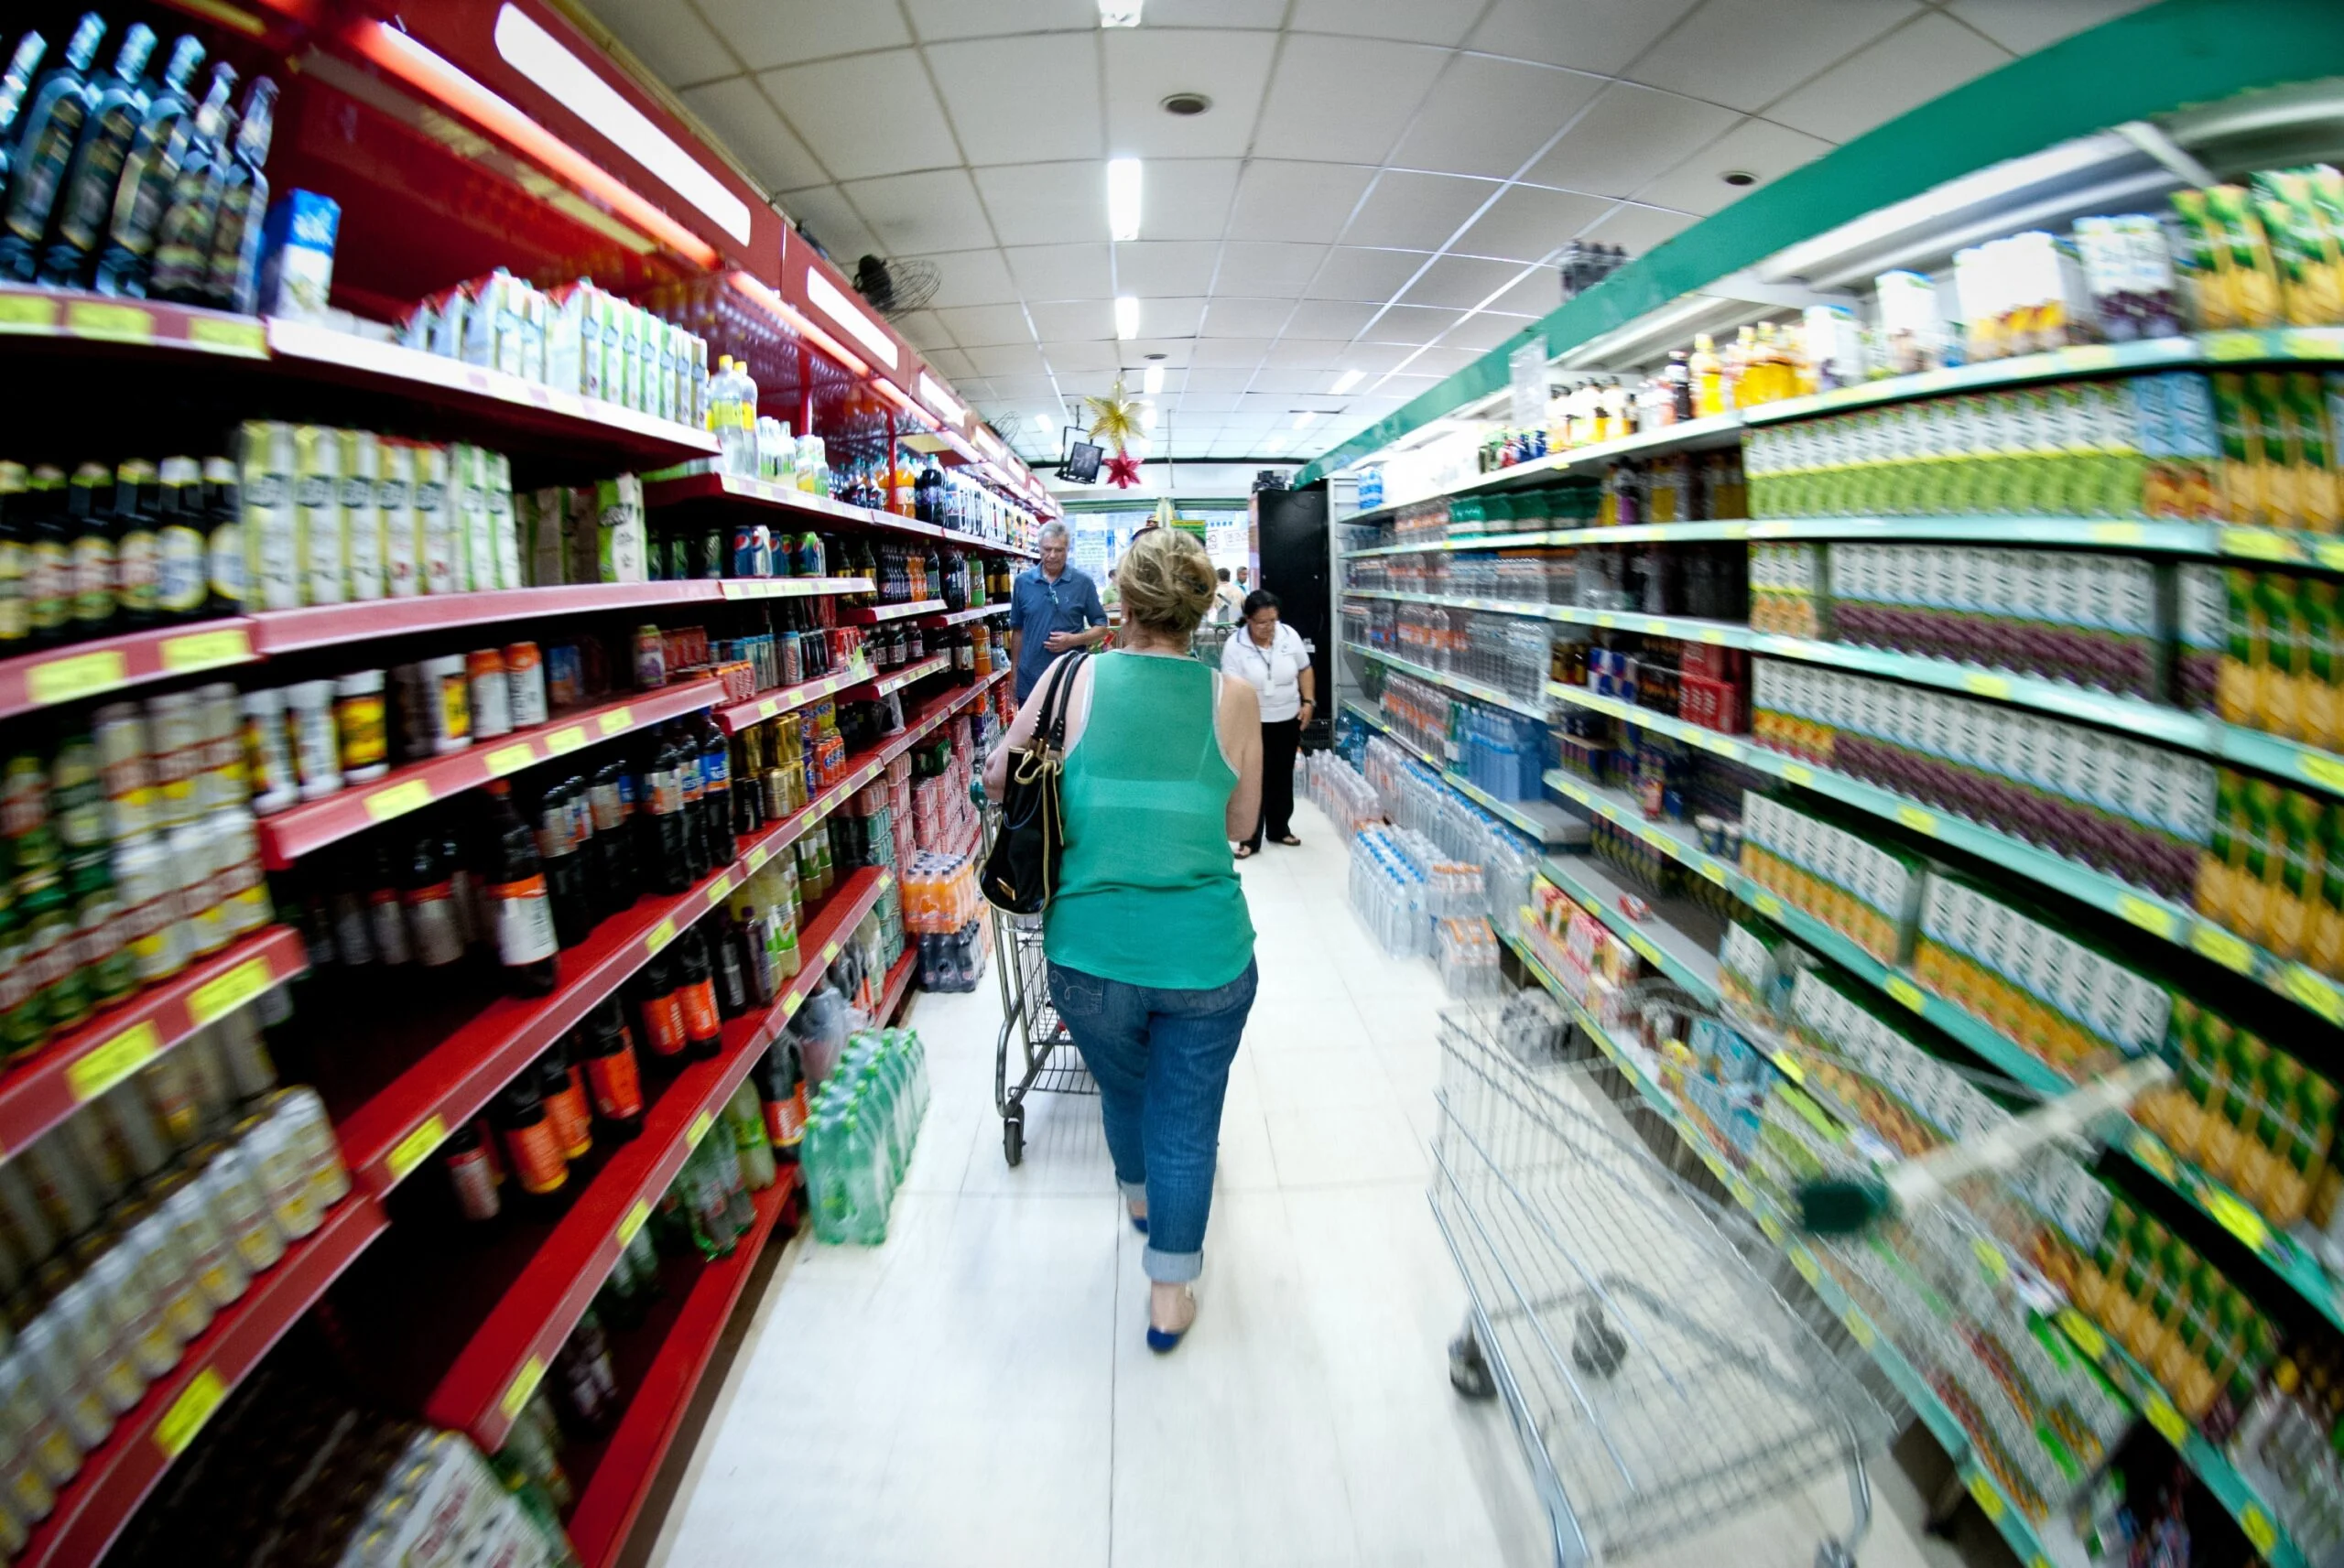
[982,526,1261,1353]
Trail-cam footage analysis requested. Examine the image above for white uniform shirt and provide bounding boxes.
[1221,621,1311,722]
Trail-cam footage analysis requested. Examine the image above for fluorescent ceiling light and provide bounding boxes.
[917,372,966,427]
[1142,362,1164,395]
[1114,296,1138,339]
[1292,411,1318,429]
[1098,0,1142,26]
[1107,157,1143,243]
[1329,370,1363,395]
[1032,413,1055,433]
[806,268,899,369]
[492,5,750,244]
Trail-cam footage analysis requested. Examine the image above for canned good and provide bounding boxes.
[170,819,228,958]
[269,1087,350,1215]
[134,1199,212,1347]
[52,1274,141,1416]
[203,1144,285,1274]
[468,647,512,740]
[113,834,184,986]
[333,670,388,783]
[545,643,583,709]
[163,1175,247,1309]
[92,703,155,842]
[634,624,665,688]
[239,688,298,816]
[506,642,548,728]
[284,679,342,802]
[194,682,244,812]
[92,1241,178,1382]
[16,1315,106,1454]
[212,807,269,936]
[420,654,472,754]
[145,692,203,830]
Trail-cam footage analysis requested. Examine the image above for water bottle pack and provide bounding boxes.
[803,1026,930,1244]
[917,919,987,993]
[1436,917,1503,998]
[1457,707,1546,803]
[1349,826,1431,957]
[1306,752,1382,839]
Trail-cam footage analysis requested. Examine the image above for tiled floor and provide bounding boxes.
[641,801,1984,1568]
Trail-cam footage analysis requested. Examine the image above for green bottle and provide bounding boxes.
[18,871,85,1036]
[21,468,69,648]
[68,857,131,1010]
[64,462,114,640]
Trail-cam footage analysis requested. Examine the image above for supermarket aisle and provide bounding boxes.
[641,801,1972,1568]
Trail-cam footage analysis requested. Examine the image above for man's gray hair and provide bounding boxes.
[1039,521,1071,546]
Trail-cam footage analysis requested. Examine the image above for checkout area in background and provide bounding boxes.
[1063,503,1253,663]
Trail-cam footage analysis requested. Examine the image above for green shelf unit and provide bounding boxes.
[1342,515,2242,561]
[1340,642,1548,719]
[1548,684,2344,1033]
[1535,850,1722,999]
[1339,698,1579,844]
[1340,410,1749,529]
[1494,920,2080,1568]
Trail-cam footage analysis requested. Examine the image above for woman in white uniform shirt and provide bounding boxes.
[1221,589,1314,856]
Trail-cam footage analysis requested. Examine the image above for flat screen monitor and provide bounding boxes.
[1060,440,1103,483]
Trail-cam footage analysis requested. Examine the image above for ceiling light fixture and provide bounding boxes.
[1160,92,1210,117]
[1098,0,1142,27]
[1329,370,1363,395]
[1143,362,1164,395]
[1107,157,1143,243]
[1032,413,1055,433]
[1114,295,1139,339]
[1292,411,1319,429]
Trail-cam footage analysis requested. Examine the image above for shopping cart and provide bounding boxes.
[1431,1003,1895,1567]
[982,802,1096,1168]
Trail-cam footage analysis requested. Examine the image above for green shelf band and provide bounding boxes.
[1340,643,1548,719]
[1338,698,1573,843]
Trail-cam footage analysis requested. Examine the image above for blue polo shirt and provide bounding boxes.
[1009,564,1107,699]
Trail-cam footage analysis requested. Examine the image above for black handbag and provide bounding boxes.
[981,653,1088,914]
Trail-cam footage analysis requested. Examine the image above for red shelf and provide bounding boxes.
[0,286,268,361]
[559,1175,795,1568]
[16,1194,389,1568]
[642,472,1036,560]
[0,622,259,721]
[0,927,307,1161]
[249,584,725,655]
[918,603,1010,628]
[422,870,889,1450]
[256,679,722,870]
[874,949,917,1024]
[713,576,874,602]
[847,653,950,700]
[841,600,947,625]
[712,657,873,735]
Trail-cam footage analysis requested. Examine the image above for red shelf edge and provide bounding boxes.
[0,622,262,723]
[248,585,724,655]
[640,474,1036,561]
[875,950,917,1024]
[841,600,947,626]
[712,657,873,736]
[422,870,890,1450]
[842,654,950,702]
[257,679,722,870]
[560,1175,795,1568]
[18,1195,391,1568]
[917,603,1010,628]
[0,927,308,1162]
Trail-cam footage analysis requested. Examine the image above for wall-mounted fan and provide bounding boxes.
[853,254,941,317]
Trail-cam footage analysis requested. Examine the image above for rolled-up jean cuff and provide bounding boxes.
[1144,1245,1202,1284]
[1118,1180,1147,1206]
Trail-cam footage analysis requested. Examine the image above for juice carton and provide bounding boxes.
[487,451,521,590]
[413,442,454,596]
[2252,168,2344,327]
[2159,373,2221,519]
[378,440,418,598]
[339,428,383,602]
[2250,373,2300,528]
[2170,191,2223,327]
[2212,373,2263,524]
[2302,577,2339,749]
[292,424,344,607]
[2196,769,2246,931]
[2253,572,2305,738]
[236,420,298,612]
[2269,786,2327,959]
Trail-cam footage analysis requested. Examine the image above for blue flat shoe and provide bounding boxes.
[1146,1290,1196,1354]
[1129,1211,1148,1235]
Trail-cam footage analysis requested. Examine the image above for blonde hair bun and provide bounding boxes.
[1115,526,1217,636]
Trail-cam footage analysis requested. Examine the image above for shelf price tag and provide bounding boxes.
[2057,1309,2106,1359]
[1894,805,1937,836]
[1965,1474,2005,1520]
[0,293,60,330]
[2220,525,2297,562]
[617,1198,652,1248]
[1842,1311,1874,1348]
[364,778,434,823]
[2284,963,2344,1026]
[2241,1504,2278,1555]
[2188,921,2255,974]
[686,1109,715,1147]
[27,648,128,706]
[160,627,253,671]
[1792,1249,1820,1285]
[2203,1187,2273,1253]
[1960,670,2013,700]
[188,318,267,354]
[154,1368,228,1460]
[1753,893,1785,920]
[1884,975,1926,1012]
[2296,749,2344,794]
[65,299,154,342]
[2203,331,2265,362]
[68,1021,161,1103]
[2116,893,2182,940]
[2089,523,2146,546]
[2143,1396,2187,1446]
[545,726,586,755]
[645,918,677,957]
[2130,1130,2180,1184]
[387,1114,448,1183]
[1698,860,1728,886]
[499,1356,546,1421]
[1782,763,1814,787]
[484,743,535,779]
[706,876,732,905]
[599,708,634,736]
[190,955,276,1024]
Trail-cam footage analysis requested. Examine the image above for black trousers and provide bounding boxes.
[1246,718,1301,849]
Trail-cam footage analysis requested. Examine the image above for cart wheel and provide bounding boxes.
[1813,1541,1856,1568]
[1569,1304,1629,1379]
[1003,1114,1025,1167]
[1448,1329,1496,1400]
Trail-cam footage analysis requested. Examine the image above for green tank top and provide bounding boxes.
[1044,652,1253,989]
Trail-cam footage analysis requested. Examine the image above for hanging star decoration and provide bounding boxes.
[1083,375,1145,453]
[1102,449,1144,488]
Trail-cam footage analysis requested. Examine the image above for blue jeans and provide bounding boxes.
[1047,958,1258,1283]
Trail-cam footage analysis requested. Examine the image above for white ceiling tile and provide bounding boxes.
[1180,369,1255,394]
[841,168,995,254]
[1480,266,1558,315]
[1632,115,1831,215]
[1310,247,1433,302]
[1213,242,1326,296]
[1764,15,2010,144]
[1629,0,1923,113]
[1007,243,1114,300]
[589,0,736,88]
[1263,339,1351,369]
[1045,340,1121,372]
[1362,304,1465,344]
[1034,299,1116,341]
[1521,81,1742,200]
[1341,170,1500,252]
[904,248,1019,308]
[1114,241,1220,297]
[1251,36,1448,164]
[1464,0,1703,77]
[1396,345,1483,375]
[678,78,819,191]
[1289,0,1486,46]
[902,0,1095,39]
[1134,296,1207,337]
[1394,58,1606,180]
[895,308,952,348]
[930,34,1105,164]
[1192,339,1270,367]
[1201,298,1293,338]
[1177,389,1243,410]
[973,162,1107,246]
[1579,201,1699,254]
[967,344,1047,377]
[1451,185,1613,262]
[1138,160,1243,241]
[1251,367,1338,394]
[989,374,1065,399]
[759,53,960,180]
[1327,341,1423,374]
[925,345,976,378]
[1103,32,1275,159]
[1444,310,1538,352]
[778,184,879,265]
[1401,254,1536,310]
[948,377,997,402]
[936,303,1036,347]
[1226,161,1376,244]
[1944,0,2154,55]
[1120,338,1197,366]
[695,0,909,70]
[1282,299,1380,341]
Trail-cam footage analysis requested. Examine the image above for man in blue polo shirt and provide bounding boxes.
[1008,521,1110,699]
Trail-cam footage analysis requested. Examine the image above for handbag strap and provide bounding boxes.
[1033,651,1088,756]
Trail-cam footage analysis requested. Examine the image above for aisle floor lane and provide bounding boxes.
[642,800,1979,1568]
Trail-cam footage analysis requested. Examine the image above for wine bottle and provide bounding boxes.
[92,43,213,296]
[38,24,168,286]
[0,15,104,283]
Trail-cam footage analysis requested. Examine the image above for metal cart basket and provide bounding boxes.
[986,811,1094,1167]
[1431,1005,1894,1567]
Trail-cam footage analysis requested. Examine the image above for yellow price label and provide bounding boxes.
[500,1355,546,1420]
[2188,921,2255,974]
[0,293,60,329]
[2131,1130,2180,1184]
[758,698,779,720]
[1894,805,1937,835]
[747,845,769,871]
[1793,1249,1820,1284]
[1783,763,1814,786]
[2204,330,2264,362]
[545,726,586,755]
[706,876,732,904]
[617,1198,652,1248]
[64,300,154,342]
[160,626,253,671]
[1960,670,2013,700]
[1628,932,1663,967]
[2241,1504,2278,1555]
[1699,860,1727,886]
[364,777,434,823]
[686,1108,715,1146]
[1594,613,1617,629]
[1966,1473,2004,1520]
[822,940,841,963]
[1759,1213,1785,1241]
[2144,1396,2187,1445]
[187,317,266,354]
[783,990,802,1018]
[190,954,275,1024]
[1843,1311,1875,1348]
[2089,522,2146,546]
[1701,1150,1728,1181]
[27,648,129,706]
[645,917,677,955]
[2317,539,2344,576]
[1971,1237,2009,1279]
[2284,963,2344,1026]
[1885,975,1926,1011]
[2280,328,2344,361]
[387,1114,449,1182]
[2063,344,2121,372]
[67,1021,160,1102]
[1694,625,1728,645]
[1754,893,1785,920]
[2204,1186,2272,1252]
[154,1368,227,1459]
[2116,893,2181,940]
[2058,1309,2107,1359]
[599,708,634,735]
[2220,524,2298,562]
[2297,749,2344,794]
[1770,1051,1806,1085]
[484,742,535,778]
